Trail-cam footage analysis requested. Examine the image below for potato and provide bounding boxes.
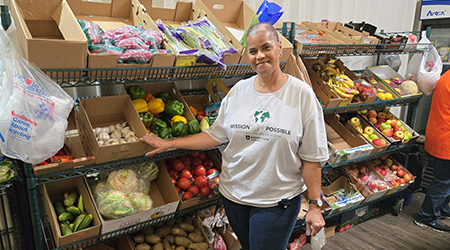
[153,242,164,250]
[145,234,161,244]
[141,226,154,235]
[191,229,202,236]
[188,233,204,243]
[156,225,173,238]
[172,228,187,237]
[175,246,185,250]
[175,236,193,248]
[166,218,177,227]
[134,234,145,244]
[178,223,195,232]
[162,238,172,250]
[165,234,175,244]
[188,242,209,250]
[175,217,183,225]
[183,216,193,225]
[136,243,151,250]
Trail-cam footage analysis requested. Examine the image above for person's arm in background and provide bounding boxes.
[302,159,325,236]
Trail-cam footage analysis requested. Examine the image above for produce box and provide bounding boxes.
[197,0,293,64]
[77,95,149,164]
[216,225,242,250]
[140,0,242,65]
[296,190,332,226]
[306,67,343,108]
[183,95,211,113]
[42,177,101,248]
[325,115,374,165]
[67,0,176,69]
[335,201,380,232]
[85,162,180,235]
[344,163,390,203]
[33,107,95,176]
[322,175,365,215]
[10,0,87,69]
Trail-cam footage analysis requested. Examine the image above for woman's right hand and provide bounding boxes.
[138,133,172,157]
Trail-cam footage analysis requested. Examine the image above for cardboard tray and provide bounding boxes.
[344,163,390,203]
[322,175,365,215]
[183,95,211,112]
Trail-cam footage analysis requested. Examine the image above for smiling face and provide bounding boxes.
[246,28,283,78]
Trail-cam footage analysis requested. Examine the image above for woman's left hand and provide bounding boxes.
[305,206,325,236]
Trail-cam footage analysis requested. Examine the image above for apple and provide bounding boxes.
[359,174,369,183]
[389,180,397,186]
[376,166,383,173]
[367,181,378,191]
[358,166,369,174]
[393,131,405,140]
[350,117,361,127]
[401,126,408,132]
[397,169,405,178]
[394,126,404,133]
[363,133,370,140]
[397,178,406,185]
[387,119,398,128]
[384,166,390,171]
[384,158,393,167]
[380,122,392,131]
[367,110,377,118]
[377,118,386,124]
[381,170,387,176]
[404,173,413,182]
[368,117,378,125]
[396,121,402,127]
[374,123,381,130]
[377,112,386,119]
[378,182,387,190]
[369,134,379,141]
[382,128,393,137]
[404,131,413,141]
[385,113,395,119]
[363,126,374,136]
[380,155,389,161]
[359,110,368,115]
[356,126,363,133]
[348,168,359,177]
[390,164,398,171]
[372,138,386,146]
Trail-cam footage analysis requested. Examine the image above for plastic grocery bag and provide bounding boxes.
[0,25,74,164]
[416,31,442,95]
[405,53,422,82]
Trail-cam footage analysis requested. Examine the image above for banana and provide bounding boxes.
[312,61,325,73]
[324,66,340,76]
[333,87,353,99]
[335,85,350,93]
[350,89,360,95]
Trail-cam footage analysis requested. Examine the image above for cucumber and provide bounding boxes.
[66,206,81,216]
[58,212,75,223]
[60,222,73,236]
[73,214,86,232]
[53,200,65,217]
[77,194,84,214]
[64,192,78,207]
[76,214,93,232]
[69,223,74,231]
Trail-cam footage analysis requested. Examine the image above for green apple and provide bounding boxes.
[363,133,370,140]
[380,122,392,131]
[396,121,402,127]
[401,126,407,132]
[404,131,413,141]
[359,110,368,115]
[369,134,379,140]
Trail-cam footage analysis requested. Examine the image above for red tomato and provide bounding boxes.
[180,170,192,179]
[182,192,193,200]
[172,159,185,172]
[178,178,191,190]
[200,186,210,197]
[190,152,200,158]
[168,170,179,180]
[207,168,219,176]
[194,176,207,188]
[198,152,207,160]
[178,155,191,166]
[170,177,177,185]
[191,157,203,166]
[203,158,214,169]
[175,185,181,195]
[194,165,206,177]
[188,185,199,196]
[163,160,170,171]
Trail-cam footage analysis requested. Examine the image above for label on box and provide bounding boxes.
[176,56,196,66]
[338,99,351,107]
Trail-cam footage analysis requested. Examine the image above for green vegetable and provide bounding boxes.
[59,212,75,223]
[76,214,93,232]
[129,85,146,100]
[139,112,154,129]
[156,92,172,103]
[66,206,81,216]
[96,190,134,219]
[73,213,86,232]
[159,127,173,139]
[78,194,84,214]
[64,192,77,207]
[0,158,17,184]
[54,200,66,217]
[60,222,73,236]
[164,100,184,117]
[129,192,153,212]
[151,119,167,136]
[172,121,188,137]
[187,119,200,134]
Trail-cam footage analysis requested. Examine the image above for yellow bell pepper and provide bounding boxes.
[148,98,165,114]
[171,115,187,125]
[133,99,148,113]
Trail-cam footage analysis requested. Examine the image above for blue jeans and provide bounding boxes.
[221,194,302,250]
[416,154,450,224]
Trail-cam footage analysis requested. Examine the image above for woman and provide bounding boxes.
[139,22,328,250]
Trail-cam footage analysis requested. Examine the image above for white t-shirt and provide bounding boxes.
[206,75,329,207]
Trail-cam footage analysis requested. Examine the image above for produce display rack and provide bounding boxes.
[0,183,25,250]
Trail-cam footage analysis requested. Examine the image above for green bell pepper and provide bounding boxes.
[156,92,172,103]
[172,121,188,137]
[139,112,154,129]
[165,100,184,117]
[129,86,146,100]
[187,119,200,134]
[159,127,173,139]
[150,119,167,136]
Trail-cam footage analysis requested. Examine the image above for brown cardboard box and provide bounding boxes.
[322,175,364,215]
[42,177,101,248]
[343,116,390,154]
[325,225,336,238]
[140,0,242,65]
[77,95,149,164]
[67,0,176,69]
[197,0,293,64]
[33,107,95,176]
[217,225,242,250]
[10,0,87,69]
[183,95,211,112]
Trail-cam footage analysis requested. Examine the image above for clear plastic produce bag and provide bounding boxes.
[0,25,74,164]
[416,31,442,95]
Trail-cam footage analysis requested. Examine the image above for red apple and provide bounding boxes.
[403,173,413,182]
[350,117,361,127]
[382,128,393,137]
[356,126,363,133]
[377,118,386,124]
[397,169,405,178]
[369,117,378,124]
[348,168,359,177]
[389,180,398,186]
[364,126,374,136]
[367,110,377,118]
[397,178,406,185]
[390,165,398,171]
[367,181,378,191]
[387,119,398,128]
[359,174,369,183]
[394,126,404,133]
[378,182,387,190]
[372,138,386,146]
[381,170,387,176]
[393,131,405,140]
[358,166,369,174]
[377,112,386,119]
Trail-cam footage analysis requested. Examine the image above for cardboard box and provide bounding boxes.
[322,176,365,215]
[183,95,211,112]
[217,225,242,250]
[325,225,336,238]
[67,0,176,69]
[336,202,380,232]
[10,0,87,69]
[140,0,242,65]
[77,95,149,164]
[42,177,101,248]
[296,190,332,226]
[33,107,95,176]
[197,0,293,64]
[307,67,342,108]
[325,115,374,165]
[86,163,180,234]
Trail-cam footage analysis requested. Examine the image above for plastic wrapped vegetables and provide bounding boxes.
[96,189,134,219]
[129,192,153,212]
[106,169,140,195]
[78,19,105,45]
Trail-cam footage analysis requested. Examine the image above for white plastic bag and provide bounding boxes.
[405,53,422,82]
[417,47,442,95]
[0,26,74,164]
[311,227,326,250]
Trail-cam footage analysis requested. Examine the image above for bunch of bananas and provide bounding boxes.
[311,60,359,99]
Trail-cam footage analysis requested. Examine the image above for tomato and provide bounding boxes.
[172,159,186,172]
[180,170,192,179]
[182,192,193,200]
[207,168,219,176]
[203,159,214,169]
[163,160,170,171]
[200,186,210,197]
[170,177,177,185]
[190,152,200,158]
[178,155,191,166]
[194,176,207,188]
[168,169,179,180]
[198,152,207,160]
[188,185,199,196]
[194,165,206,177]
[175,185,181,195]
[178,178,191,190]
[191,157,203,166]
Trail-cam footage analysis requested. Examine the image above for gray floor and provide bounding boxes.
[299,193,450,250]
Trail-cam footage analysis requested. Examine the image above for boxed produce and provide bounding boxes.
[325,115,374,165]
[86,162,180,234]
[322,175,365,215]
[42,177,101,248]
[77,95,149,164]
[140,0,242,66]
[197,0,293,64]
[33,107,95,176]
[295,190,332,226]
[335,201,380,232]
[10,0,88,69]
[345,163,390,203]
